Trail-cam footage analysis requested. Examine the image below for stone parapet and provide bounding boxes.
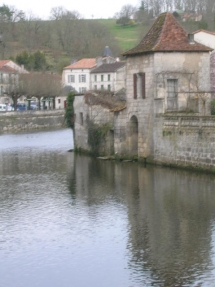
[0,110,65,133]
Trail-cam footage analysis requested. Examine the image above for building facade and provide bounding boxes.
[90,62,125,92]
[0,60,28,104]
[74,12,215,171]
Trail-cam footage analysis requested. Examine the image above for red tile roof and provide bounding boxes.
[0,60,10,68]
[0,60,17,73]
[123,12,212,56]
[64,58,96,69]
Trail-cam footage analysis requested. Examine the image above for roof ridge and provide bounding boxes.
[153,12,168,51]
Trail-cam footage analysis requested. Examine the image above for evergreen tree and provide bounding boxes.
[65,91,75,129]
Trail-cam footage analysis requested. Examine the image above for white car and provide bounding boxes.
[0,104,6,112]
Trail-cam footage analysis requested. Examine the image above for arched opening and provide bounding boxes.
[129,115,138,157]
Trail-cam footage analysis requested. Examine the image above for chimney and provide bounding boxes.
[188,33,195,44]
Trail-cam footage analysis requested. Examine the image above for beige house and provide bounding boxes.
[90,62,125,92]
[193,30,215,93]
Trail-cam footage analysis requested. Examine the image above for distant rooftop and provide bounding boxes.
[103,46,114,58]
[91,62,125,74]
[64,58,96,69]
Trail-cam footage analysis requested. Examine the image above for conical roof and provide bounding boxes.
[103,46,114,57]
[123,12,212,56]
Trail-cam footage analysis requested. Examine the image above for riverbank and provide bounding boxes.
[0,109,65,133]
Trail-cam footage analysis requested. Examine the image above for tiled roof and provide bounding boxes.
[123,12,212,56]
[193,29,215,36]
[91,62,125,74]
[64,58,96,69]
[0,60,10,68]
[103,46,113,57]
[0,66,16,73]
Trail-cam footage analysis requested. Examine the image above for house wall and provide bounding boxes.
[55,96,67,109]
[210,51,215,93]
[114,54,155,158]
[154,52,211,113]
[90,67,126,92]
[115,67,126,91]
[90,72,115,91]
[74,95,114,155]
[63,68,91,92]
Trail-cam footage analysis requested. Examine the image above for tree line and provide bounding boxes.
[5,72,61,110]
[0,5,120,72]
[114,0,215,29]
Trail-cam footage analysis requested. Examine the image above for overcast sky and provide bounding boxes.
[1,0,140,19]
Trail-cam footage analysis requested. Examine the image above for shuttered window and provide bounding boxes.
[141,73,145,99]
[133,74,137,99]
[133,73,146,99]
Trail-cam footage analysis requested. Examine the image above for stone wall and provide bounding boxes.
[0,110,65,133]
[153,114,215,170]
[74,95,115,155]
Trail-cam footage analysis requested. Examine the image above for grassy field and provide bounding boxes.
[95,19,151,52]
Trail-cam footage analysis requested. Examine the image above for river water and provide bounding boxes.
[1,129,215,287]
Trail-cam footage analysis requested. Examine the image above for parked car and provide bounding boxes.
[0,104,6,112]
[12,103,26,111]
[6,104,14,111]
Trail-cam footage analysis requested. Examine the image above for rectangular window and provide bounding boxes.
[101,85,104,90]
[0,86,2,96]
[167,79,178,97]
[79,87,86,93]
[108,74,110,81]
[94,85,97,90]
[58,99,61,104]
[79,74,86,83]
[94,75,97,82]
[0,73,3,83]
[108,85,111,91]
[133,73,145,99]
[68,75,75,83]
[141,73,145,99]
[101,75,104,81]
[80,112,83,125]
[167,79,178,110]
[133,74,137,99]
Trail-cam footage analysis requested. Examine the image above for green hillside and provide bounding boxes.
[96,19,151,52]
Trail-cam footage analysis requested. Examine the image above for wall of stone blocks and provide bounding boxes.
[0,110,65,133]
[153,114,215,170]
[74,95,115,155]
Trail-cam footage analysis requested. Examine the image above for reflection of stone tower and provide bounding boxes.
[125,166,215,286]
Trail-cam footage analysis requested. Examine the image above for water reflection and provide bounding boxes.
[1,130,215,286]
[69,155,215,286]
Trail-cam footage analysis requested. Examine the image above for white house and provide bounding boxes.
[193,30,215,93]
[90,62,125,92]
[62,59,97,93]
[0,60,28,104]
[193,30,215,50]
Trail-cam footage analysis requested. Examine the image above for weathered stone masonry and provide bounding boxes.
[0,110,65,133]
